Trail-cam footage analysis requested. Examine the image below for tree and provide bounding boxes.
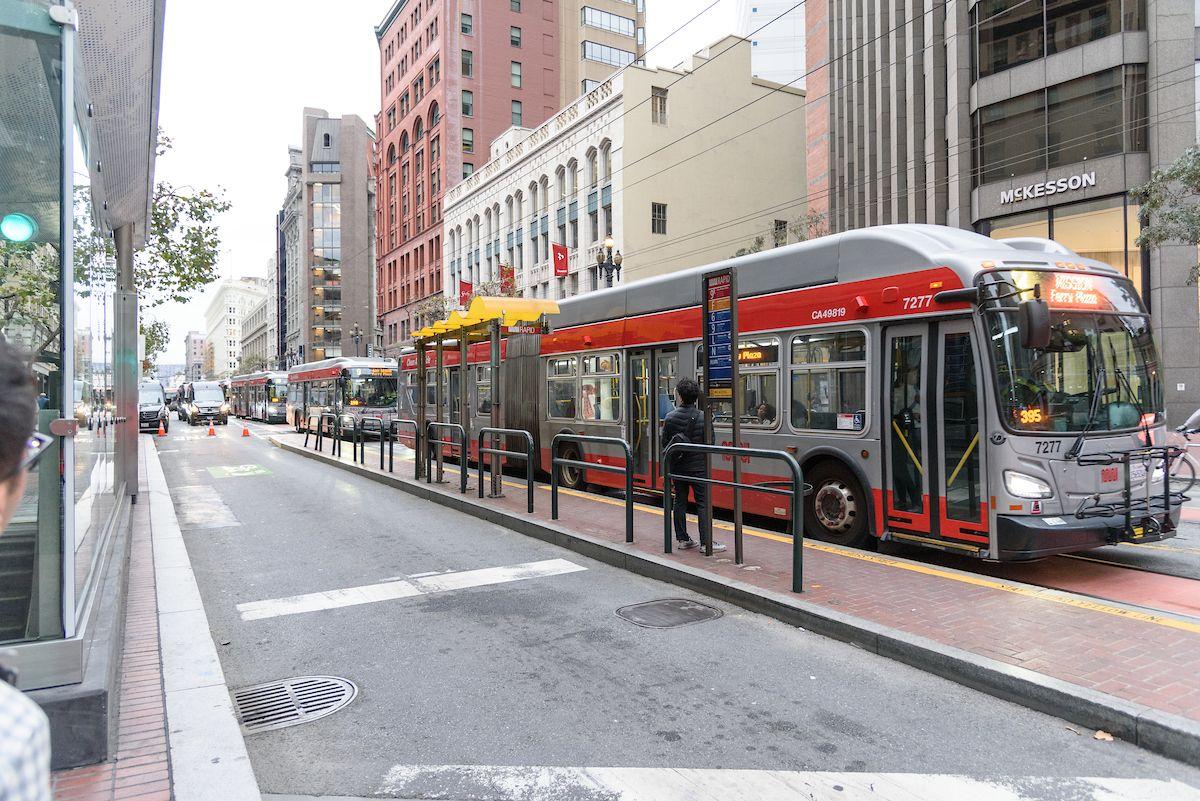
[729,212,830,259]
[1132,145,1200,284]
[0,242,60,362]
[238,353,270,373]
[141,319,169,374]
[732,236,766,259]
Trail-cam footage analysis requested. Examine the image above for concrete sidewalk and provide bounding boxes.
[272,430,1200,768]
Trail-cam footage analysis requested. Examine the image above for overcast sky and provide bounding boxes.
[155,0,738,364]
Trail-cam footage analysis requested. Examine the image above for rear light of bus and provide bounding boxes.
[1004,470,1053,499]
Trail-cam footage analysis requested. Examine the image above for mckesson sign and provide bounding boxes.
[999,172,1096,204]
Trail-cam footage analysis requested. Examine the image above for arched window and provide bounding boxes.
[428,102,440,127]
[539,176,549,211]
[387,143,396,165]
[555,166,566,201]
[400,131,410,153]
[323,133,331,148]
[566,158,578,193]
[414,118,424,140]
[599,139,612,181]
[586,147,598,187]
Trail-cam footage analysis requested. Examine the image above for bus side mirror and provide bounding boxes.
[1018,298,1051,349]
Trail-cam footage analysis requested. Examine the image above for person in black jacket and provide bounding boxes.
[661,378,725,552]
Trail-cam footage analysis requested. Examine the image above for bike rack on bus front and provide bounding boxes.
[426,421,468,493]
[476,427,536,514]
[550,433,634,543]
[661,442,806,592]
[1073,445,1186,541]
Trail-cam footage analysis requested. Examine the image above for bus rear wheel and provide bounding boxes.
[557,443,584,490]
[804,461,871,548]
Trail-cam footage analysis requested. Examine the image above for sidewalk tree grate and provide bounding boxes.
[231,675,357,734]
[616,598,723,629]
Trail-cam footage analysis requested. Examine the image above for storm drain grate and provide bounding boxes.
[231,675,357,734]
[616,598,723,628]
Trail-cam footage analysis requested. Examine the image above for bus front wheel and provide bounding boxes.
[804,461,871,549]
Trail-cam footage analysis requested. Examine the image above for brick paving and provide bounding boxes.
[288,431,1200,724]
[52,464,172,801]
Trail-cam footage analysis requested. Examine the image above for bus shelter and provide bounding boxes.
[412,297,558,489]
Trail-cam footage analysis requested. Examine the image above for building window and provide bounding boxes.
[461,89,474,117]
[581,40,635,68]
[651,86,667,125]
[510,26,522,46]
[581,6,636,36]
[322,133,331,147]
[582,79,600,94]
[464,163,475,178]
[512,0,521,8]
[428,56,440,86]
[637,26,645,45]
[651,202,667,235]
[463,128,474,153]
[511,61,522,88]
[972,65,1147,185]
[461,13,472,34]
[774,219,788,247]
[462,49,473,77]
[511,100,523,127]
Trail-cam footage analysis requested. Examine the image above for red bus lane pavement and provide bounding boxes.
[268,426,1200,767]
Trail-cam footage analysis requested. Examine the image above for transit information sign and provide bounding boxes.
[704,271,734,399]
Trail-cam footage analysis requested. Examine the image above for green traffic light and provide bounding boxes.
[1,213,38,243]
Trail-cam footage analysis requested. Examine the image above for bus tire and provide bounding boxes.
[804,460,871,548]
[557,443,584,490]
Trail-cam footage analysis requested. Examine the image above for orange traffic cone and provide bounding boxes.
[241,423,250,437]
[157,420,166,437]
[207,419,216,437]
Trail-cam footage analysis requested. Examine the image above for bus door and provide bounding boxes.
[628,347,679,488]
[884,321,988,549]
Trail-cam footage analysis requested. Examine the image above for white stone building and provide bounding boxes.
[239,294,278,371]
[736,0,806,88]
[203,277,269,379]
[441,36,806,302]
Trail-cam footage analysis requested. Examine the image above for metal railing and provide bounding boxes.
[550,433,634,543]
[477,427,536,514]
[391,419,420,478]
[661,443,806,592]
[359,416,388,468]
[303,414,324,451]
[426,421,468,494]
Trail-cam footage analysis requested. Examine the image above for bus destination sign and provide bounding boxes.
[704,271,734,399]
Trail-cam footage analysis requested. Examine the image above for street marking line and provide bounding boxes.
[288,443,1200,634]
[237,558,586,621]
[207,464,271,478]
[374,764,1200,801]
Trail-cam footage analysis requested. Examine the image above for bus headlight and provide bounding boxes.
[1004,470,1054,499]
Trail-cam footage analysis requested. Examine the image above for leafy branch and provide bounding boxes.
[1132,145,1200,284]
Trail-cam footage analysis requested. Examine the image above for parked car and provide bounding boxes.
[137,381,169,433]
[183,380,230,425]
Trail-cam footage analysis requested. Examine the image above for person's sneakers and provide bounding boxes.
[677,539,699,550]
[706,541,728,553]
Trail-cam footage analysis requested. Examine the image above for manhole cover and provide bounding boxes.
[231,675,357,734]
[615,599,723,628]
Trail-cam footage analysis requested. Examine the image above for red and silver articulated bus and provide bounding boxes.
[229,371,289,423]
[400,224,1178,561]
[287,357,399,434]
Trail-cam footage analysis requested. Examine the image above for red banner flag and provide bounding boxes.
[458,280,472,306]
[499,264,515,295]
[552,243,569,277]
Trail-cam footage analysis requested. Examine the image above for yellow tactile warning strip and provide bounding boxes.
[433,463,1200,636]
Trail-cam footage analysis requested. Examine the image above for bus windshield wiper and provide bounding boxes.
[1066,362,1107,461]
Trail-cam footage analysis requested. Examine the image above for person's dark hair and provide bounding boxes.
[675,377,700,405]
[0,340,36,480]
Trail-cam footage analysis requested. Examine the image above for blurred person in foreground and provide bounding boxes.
[0,340,52,801]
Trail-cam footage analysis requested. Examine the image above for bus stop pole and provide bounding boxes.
[415,338,426,480]
[730,269,744,565]
[460,331,470,471]
[435,337,444,482]
[489,319,503,498]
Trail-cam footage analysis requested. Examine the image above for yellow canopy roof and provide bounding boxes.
[414,297,559,340]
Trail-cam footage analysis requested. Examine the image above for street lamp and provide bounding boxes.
[596,237,622,288]
[350,322,363,357]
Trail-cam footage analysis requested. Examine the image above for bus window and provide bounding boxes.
[477,365,492,414]
[270,382,287,404]
[710,338,780,429]
[790,330,868,431]
[346,374,398,408]
[547,356,578,419]
[890,335,924,513]
[580,353,620,421]
[424,370,437,405]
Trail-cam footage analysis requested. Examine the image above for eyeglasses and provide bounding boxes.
[19,432,53,473]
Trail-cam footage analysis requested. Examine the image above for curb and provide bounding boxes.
[272,436,1200,768]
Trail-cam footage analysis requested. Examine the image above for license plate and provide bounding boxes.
[1129,463,1147,483]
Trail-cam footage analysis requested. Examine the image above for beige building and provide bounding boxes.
[239,294,277,371]
[443,35,805,299]
[203,277,269,379]
[559,1,647,102]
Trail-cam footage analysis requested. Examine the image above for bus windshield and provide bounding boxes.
[345,376,397,408]
[988,310,1162,433]
[269,383,287,403]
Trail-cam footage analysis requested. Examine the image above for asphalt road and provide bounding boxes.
[153,422,1200,799]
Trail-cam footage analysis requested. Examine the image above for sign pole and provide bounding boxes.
[416,338,426,480]
[489,318,503,498]
[701,269,735,558]
[729,270,743,565]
